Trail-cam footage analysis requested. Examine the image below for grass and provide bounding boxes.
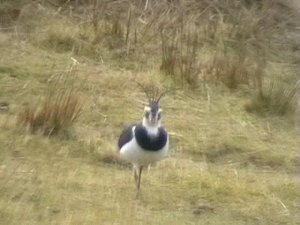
[0,0,299,225]
[0,130,297,224]
[245,79,299,116]
[17,65,83,136]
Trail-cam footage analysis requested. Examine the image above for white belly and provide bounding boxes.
[120,137,169,166]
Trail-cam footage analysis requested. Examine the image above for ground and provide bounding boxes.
[0,1,299,225]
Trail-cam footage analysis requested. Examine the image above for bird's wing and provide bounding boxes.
[118,124,136,150]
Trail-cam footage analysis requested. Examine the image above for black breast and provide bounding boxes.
[134,125,168,151]
[118,124,136,149]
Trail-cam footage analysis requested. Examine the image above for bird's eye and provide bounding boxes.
[145,111,150,118]
[157,112,161,120]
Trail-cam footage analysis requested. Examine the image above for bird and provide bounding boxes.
[118,86,169,197]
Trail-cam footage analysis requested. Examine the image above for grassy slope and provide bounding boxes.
[0,4,299,225]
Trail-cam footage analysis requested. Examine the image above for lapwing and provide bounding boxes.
[118,86,169,197]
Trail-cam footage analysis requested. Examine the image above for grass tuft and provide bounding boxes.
[17,65,83,136]
[205,51,254,89]
[160,28,200,88]
[160,29,178,76]
[245,80,299,115]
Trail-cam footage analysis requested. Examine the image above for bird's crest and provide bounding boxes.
[136,81,175,105]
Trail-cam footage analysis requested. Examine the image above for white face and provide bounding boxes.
[143,106,162,127]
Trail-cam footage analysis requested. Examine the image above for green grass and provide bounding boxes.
[0,1,299,225]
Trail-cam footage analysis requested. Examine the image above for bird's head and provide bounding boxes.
[136,81,176,129]
[143,101,162,127]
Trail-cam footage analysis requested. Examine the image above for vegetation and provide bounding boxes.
[17,65,83,136]
[0,0,298,224]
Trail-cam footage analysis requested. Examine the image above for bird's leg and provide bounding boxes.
[133,166,138,188]
[137,165,143,190]
[136,166,143,198]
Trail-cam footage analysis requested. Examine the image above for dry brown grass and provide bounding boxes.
[245,79,299,115]
[17,66,83,136]
[160,29,178,76]
[28,0,297,90]
[160,27,201,88]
